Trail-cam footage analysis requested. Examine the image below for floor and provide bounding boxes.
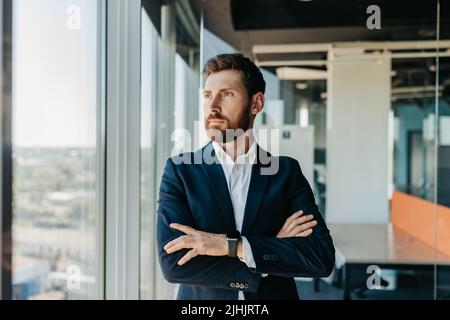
[296,279,343,300]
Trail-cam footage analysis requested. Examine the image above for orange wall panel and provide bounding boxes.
[391,191,450,257]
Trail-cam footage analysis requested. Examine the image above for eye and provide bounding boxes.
[223,91,234,97]
[203,93,212,99]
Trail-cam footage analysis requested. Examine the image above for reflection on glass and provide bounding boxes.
[392,57,439,201]
[12,0,103,299]
[436,0,450,298]
[140,7,157,300]
[199,0,444,300]
[280,79,326,214]
[173,53,187,155]
[436,54,450,299]
[140,1,200,299]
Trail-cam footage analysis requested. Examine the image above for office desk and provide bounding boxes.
[328,223,450,299]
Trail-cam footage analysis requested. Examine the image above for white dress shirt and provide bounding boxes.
[212,140,258,300]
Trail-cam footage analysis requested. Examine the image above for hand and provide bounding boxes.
[277,210,317,238]
[164,223,228,265]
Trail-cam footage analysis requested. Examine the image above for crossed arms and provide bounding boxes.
[156,158,335,293]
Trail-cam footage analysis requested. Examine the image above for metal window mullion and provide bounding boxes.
[1,0,12,301]
[153,2,177,300]
[105,0,141,300]
[96,0,107,300]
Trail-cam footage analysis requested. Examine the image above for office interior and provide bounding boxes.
[1,0,450,300]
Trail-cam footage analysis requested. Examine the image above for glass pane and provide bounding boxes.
[198,0,440,300]
[435,0,450,300]
[140,7,157,300]
[140,0,200,300]
[11,0,104,299]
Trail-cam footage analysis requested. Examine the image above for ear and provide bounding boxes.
[250,92,265,116]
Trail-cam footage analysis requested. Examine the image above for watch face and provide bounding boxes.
[227,238,238,257]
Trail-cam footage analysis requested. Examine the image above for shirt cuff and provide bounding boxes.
[241,236,256,268]
[242,237,269,277]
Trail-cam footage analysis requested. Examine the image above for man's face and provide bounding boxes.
[203,69,252,143]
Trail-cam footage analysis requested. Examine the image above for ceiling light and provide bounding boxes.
[276,67,327,80]
[296,83,308,90]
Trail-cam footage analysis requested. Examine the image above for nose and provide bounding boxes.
[211,106,220,114]
[207,95,221,114]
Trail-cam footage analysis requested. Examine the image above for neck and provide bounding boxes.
[220,129,254,161]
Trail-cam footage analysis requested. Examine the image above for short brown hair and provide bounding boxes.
[203,53,266,98]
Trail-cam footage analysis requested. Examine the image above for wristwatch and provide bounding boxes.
[226,237,239,257]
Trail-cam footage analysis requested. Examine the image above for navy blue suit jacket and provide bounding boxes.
[157,142,335,300]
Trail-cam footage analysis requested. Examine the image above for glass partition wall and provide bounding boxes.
[436,0,450,300]
[140,0,200,300]
[195,0,447,300]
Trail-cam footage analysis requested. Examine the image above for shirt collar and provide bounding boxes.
[212,139,257,166]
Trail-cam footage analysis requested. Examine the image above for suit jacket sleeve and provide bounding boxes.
[156,158,261,292]
[245,159,335,278]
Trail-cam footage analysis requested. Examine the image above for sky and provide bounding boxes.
[12,0,99,148]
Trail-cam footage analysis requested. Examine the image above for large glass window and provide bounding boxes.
[11,0,104,299]
[140,7,158,300]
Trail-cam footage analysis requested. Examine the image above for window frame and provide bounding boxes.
[105,0,142,300]
[0,0,13,301]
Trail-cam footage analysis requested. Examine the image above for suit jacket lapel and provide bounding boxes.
[241,146,271,236]
[199,142,237,232]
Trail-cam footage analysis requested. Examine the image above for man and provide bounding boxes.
[157,53,335,300]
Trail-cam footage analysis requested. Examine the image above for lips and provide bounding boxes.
[208,117,227,126]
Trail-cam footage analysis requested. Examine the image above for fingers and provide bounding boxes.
[284,210,304,226]
[280,211,303,232]
[290,220,317,234]
[278,211,316,238]
[278,212,317,238]
[285,214,315,233]
[165,236,194,254]
[297,228,313,237]
[178,249,198,265]
[170,223,197,235]
[164,235,186,251]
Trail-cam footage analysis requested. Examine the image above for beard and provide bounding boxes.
[205,103,253,143]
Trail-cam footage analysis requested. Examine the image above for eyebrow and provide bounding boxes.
[203,88,236,93]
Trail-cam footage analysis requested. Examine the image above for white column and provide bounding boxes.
[326,50,391,224]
